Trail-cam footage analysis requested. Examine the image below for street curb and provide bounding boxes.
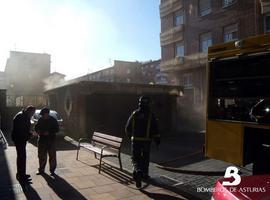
[156,164,225,176]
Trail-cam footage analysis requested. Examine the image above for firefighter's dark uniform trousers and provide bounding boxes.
[132,141,151,176]
[126,108,160,178]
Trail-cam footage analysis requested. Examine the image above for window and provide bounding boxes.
[175,42,184,57]
[174,10,184,26]
[200,32,212,52]
[127,69,130,74]
[183,73,193,88]
[199,0,211,16]
[223,0,236,7]
[224,24,238,42]
[265,14,270,33]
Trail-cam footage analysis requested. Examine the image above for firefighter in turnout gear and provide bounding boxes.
[125,96,160,188]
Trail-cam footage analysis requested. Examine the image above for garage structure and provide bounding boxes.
[45,81,183,139]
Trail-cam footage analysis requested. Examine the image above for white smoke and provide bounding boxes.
[43,73,67,91]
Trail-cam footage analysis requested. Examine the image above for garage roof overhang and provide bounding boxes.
[44,81,184,97]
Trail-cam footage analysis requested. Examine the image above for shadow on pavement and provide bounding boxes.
[94,163,134,185]
[140,190,185,200]
[145,178,202,200]
[77,159,134,185]
[86,161,199,200]
[0,135,15,200]
[41,173,87,200]
[21,183,42,200]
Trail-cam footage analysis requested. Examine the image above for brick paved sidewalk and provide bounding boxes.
[102,138,252,200]
[0,139,188,200]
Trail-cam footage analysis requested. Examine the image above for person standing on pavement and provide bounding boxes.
[35,107,59,176]
[125,96,160,188]
[12,105,36,183]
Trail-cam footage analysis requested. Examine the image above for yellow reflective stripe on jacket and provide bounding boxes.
[131,136,151,141]
[131,113,152,141]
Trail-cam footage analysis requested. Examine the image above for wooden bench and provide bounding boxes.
[76,132,123,173]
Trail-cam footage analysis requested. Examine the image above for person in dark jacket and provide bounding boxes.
[125,96,160,188]
[12,105,36,183]
[35,107,59,175]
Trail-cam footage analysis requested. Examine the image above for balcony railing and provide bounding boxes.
[160,56,184,72]
[160,0,183,17]
[160,53,208,72]
[160,25,184,46]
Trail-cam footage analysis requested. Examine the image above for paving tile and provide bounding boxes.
[1,136,195,200]
[121,194,150,200]
[89,193,116,200]
[92,184,116,194]
[110,187,137,199]
[71,179,96,190]
[79,188,98,197]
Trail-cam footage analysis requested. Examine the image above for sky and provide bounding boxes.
[0,0,161,79]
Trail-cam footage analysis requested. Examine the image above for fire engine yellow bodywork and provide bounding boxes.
[208,33,270,60]
[206,120,244,165]
[206,33,270,166]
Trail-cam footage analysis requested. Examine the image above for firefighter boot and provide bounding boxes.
[134,171,142,188]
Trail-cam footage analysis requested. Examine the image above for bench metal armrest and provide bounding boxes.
[78,138,89,146]
[100,145,110,155]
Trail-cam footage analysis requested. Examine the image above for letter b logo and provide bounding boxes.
[222,166,241,186]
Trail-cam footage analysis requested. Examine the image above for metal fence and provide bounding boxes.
[6,95,47,107]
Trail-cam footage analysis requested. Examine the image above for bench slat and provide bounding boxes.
[77,131,123,173]
[92,136,121,148]
[93,132,122,143]
[80,143,118,156]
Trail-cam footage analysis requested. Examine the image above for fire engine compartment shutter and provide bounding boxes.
[209,52,270,98]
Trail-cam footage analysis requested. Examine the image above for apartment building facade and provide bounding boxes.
[4,51,51,106]
[160,0,270,131]
[76,60,142,83]
[77,59,173,85]
[141,59,171,85]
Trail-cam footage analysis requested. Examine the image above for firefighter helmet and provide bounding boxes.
[138,96,151,107]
